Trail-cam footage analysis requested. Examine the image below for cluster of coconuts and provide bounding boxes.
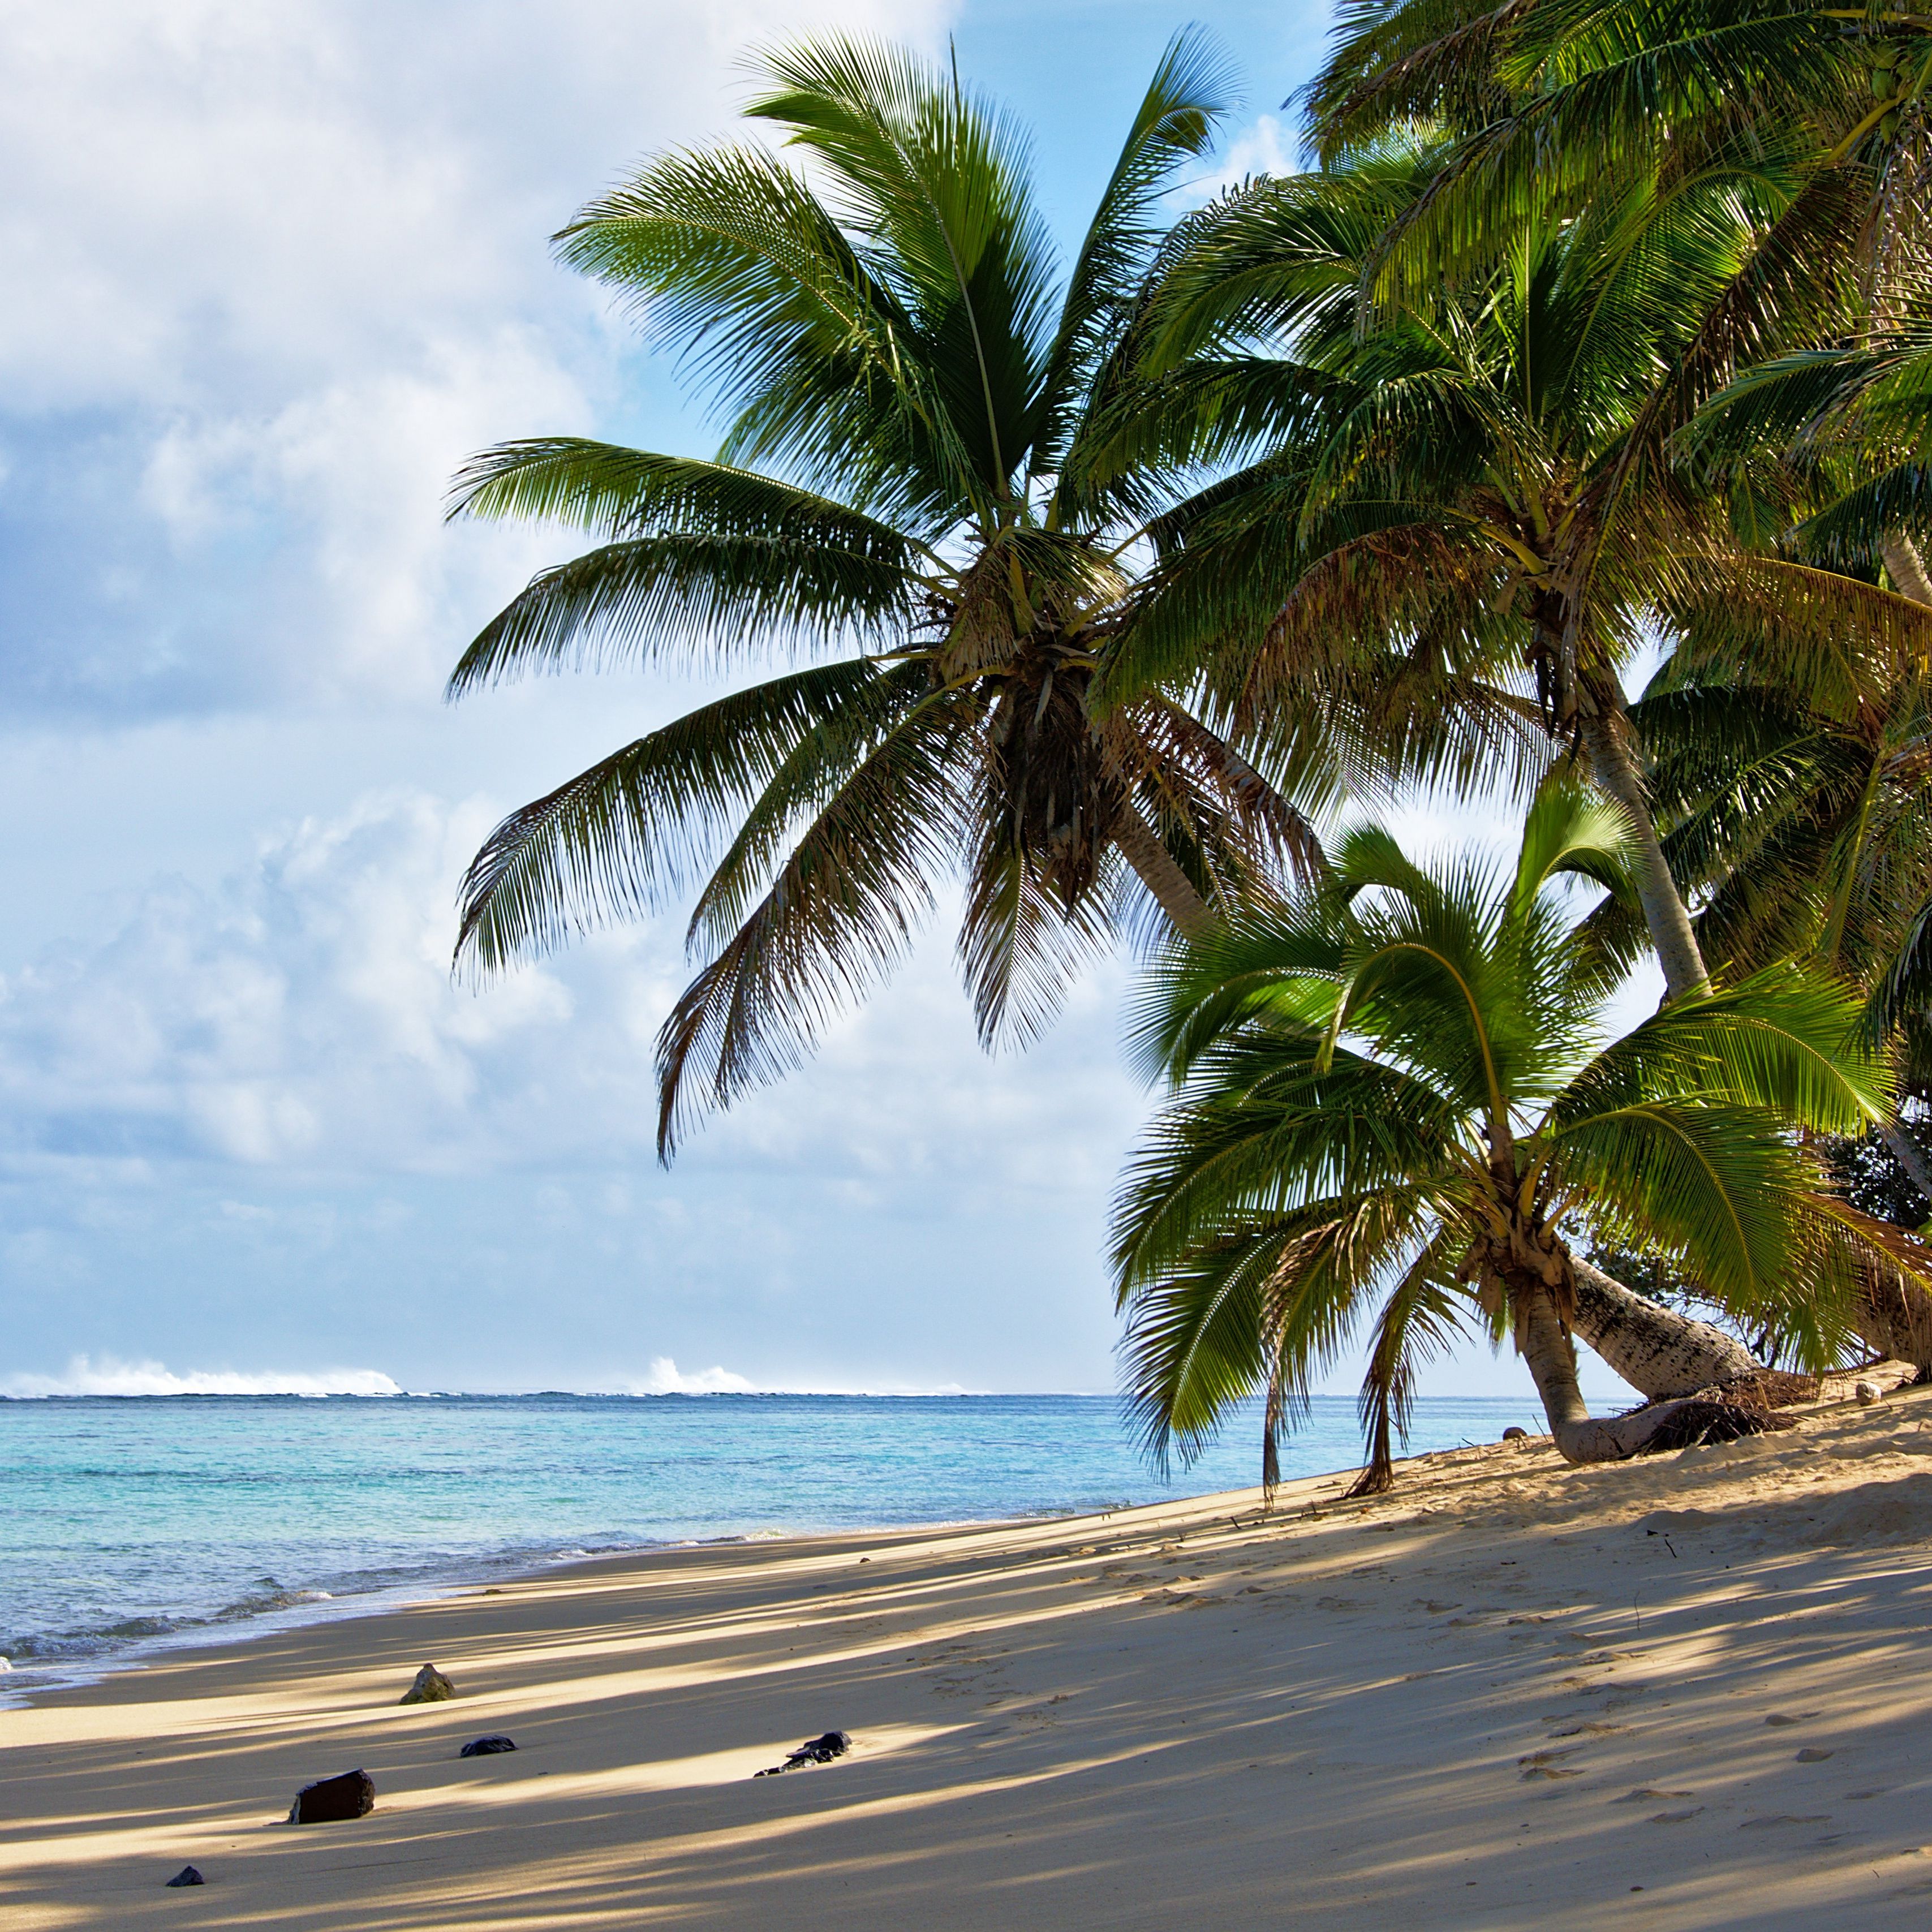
[1869,41,1917,142]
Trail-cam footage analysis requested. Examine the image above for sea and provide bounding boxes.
[0,1392,1540,1700]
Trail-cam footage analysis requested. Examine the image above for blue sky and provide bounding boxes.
[0,0,1617,1415]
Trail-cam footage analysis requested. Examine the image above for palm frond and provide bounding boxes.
[957,788,1119,1049]
[446,532,920,695]
[446,441,928,556]
[1037,26,1239,476]
[1350,1237,1468,1493]
[653,691,971,1156]
[1117,1185,1439,1470]
[454,658,924,977]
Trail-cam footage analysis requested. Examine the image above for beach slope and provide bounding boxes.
[10,1390,1932,1929]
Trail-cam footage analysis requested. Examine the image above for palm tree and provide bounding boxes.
[443,34,1325,1156]
[1090,135,1932,1404]
[1108,136,1925,1006]
[1289,0,1932,1169]
[1651,304,1932,1215]
[1111,778,1904,1490]
[1297,0,1932,600]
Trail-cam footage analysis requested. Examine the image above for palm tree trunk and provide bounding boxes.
[1835,545,1932,1234]
[1113,806,1212,937]
[1875,1117,1932,1210]
[1569,1260,1761,1397]
[1883,535,1932,608]
[1853,1271,1932,1376]
[1512,1276,1606,1456]
[1575,681,1709,1000]
[1513,1277,1775,1463]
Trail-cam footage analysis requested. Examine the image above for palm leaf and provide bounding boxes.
[956,788,1119,1049]
[653,691,971,1155]
[1036,27,1239,477]
[446,532,920,695]
[446,440,933,558]
[452,658,933,976]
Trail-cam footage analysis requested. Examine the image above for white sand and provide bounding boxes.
[10,1388,1932,1929]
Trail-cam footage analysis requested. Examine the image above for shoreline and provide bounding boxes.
[0,1514,1061,1712]
[0,1392,1549,1705]
[13,1393,1932,1926]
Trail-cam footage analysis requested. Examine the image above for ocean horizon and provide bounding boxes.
[1,1390,1541,1701]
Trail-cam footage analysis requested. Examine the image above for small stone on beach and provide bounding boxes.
[461,1735,518,1757]
[399,1662,455,1704]
[754,1731,851,1776]
[165,1865,204,1887]
[289,1768,376,1823]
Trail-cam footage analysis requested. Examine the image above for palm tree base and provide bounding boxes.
[1552,1393,1793,1464]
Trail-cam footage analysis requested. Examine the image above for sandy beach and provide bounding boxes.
[10,1389,1932,1930]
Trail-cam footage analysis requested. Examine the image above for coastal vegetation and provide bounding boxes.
[450,20,1932,1482]
[1111,777,1898,1488]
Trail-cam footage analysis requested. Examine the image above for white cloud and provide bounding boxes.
[0,780,1156,1391]
[1178,111,1296,205]
[0,785,1141,1190]
[0,5,1606,1415]
[1,1354,402,1397]
[0,0,952,720]
[0,789,656,1172]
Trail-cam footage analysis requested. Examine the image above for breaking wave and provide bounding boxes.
[1,1356,403,1398]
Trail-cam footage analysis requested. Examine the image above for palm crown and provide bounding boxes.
[1301,0,1932,601]
[446,34,1322,1155]
[1112,778,1892,1488]
[1108,136,1930,1004]
[1301,0,1930,295]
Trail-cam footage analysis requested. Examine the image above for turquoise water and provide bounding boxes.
[0,1392,1539,1694]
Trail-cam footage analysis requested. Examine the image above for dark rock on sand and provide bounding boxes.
[460,1735,518,1757]
[165,1865,205,1886]
[754,1731,851,1777]
[399,1662,455,1705]
[289,1769,376,1823]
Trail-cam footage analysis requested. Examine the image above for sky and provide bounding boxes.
[0,0,1628,1414]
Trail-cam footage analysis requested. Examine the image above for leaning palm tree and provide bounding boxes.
[1094,137,1932,1407]
[1107,135,1927,1008]
[1112,778,1907,1491]
[444,34,1322,1154]
[1654,305,1932,1215]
